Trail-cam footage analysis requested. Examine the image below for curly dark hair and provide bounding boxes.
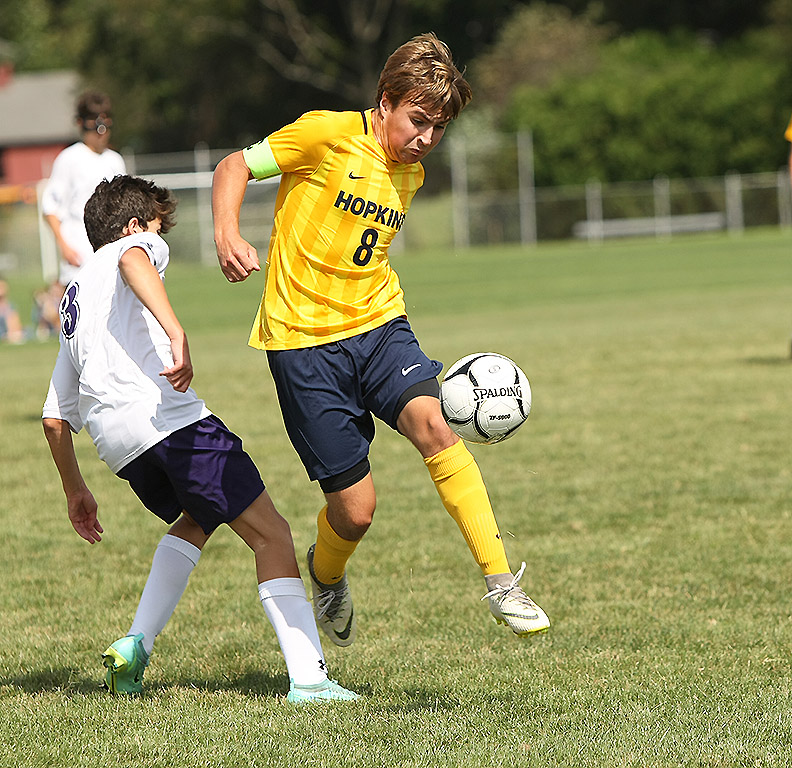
[84,175,177,251]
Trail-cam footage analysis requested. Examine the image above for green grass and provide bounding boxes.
[2,229,792,766]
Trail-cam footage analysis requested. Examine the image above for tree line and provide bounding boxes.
[2,0,791,184]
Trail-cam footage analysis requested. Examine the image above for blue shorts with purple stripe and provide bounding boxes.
[266,316,443,487]
[116,414,265,534]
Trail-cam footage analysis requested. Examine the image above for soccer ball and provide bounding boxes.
[440,353,531,445]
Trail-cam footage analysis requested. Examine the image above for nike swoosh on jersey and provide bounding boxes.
[401,363,422,376]
[333,609,355,641]
[348,171,365,180]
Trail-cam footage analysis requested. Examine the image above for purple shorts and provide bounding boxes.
[116,415,265,534]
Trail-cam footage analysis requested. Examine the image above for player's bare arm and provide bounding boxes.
[44,214,82,267]
[118,246,194,393]
[42,417,102,544]
[212,151,260,283]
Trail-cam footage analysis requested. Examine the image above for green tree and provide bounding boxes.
[543,0,774,37]
[502,31,788,184]
[6,0,789,158]
[470,3,611,116]
[28,0,528,151]
[0,0,76,69]
[61,0,282,151]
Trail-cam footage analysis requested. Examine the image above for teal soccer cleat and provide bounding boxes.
[287,678,359,704]
[101,633,149,694]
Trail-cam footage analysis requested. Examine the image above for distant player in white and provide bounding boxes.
[42,175,357,703]
[41,91,126,287]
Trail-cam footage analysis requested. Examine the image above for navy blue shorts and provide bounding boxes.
[267,316,443,487]
[116,415,265,534]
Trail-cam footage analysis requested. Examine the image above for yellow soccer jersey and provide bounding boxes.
[243,109,425,350]
[786,114,792,142]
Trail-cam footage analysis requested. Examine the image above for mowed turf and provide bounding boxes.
[1,228,791,767]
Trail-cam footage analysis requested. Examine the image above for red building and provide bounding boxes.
[0,65,80,191]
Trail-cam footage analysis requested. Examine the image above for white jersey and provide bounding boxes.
[41,142,126,284]
[42,232,211,473]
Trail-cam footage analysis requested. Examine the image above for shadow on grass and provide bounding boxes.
[1,667,102,696]
[1,668,315,700]
[165,670,289,697]
[743,355,791,366]
[2,670,462,709]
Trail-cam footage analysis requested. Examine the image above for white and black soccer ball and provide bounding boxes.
[440,352,531,445]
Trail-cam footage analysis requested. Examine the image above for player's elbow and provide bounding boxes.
[42,417,67,440]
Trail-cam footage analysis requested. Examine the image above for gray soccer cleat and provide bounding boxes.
[306,544,357,647]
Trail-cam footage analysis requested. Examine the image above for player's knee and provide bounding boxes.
[239,515,294,558]
[327,496,376,540]
[425,407,453,436]
[347,506,375,534]
[231,493,295,549]
[406,410,457,458]
[258,507,293,544]
[249,520,291,558]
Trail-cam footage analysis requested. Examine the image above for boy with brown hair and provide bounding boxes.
[212,33,550,648]
[42,175,357,703]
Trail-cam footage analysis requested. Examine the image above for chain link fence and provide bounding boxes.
[1,133,790,279]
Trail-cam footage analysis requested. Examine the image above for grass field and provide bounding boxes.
[1,229,791,767]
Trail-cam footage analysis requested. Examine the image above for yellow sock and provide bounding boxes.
[425,440,511,576]
[312,505,360,585]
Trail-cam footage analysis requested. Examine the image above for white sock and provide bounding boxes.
[128,534,201,656]
[258,578,328,686]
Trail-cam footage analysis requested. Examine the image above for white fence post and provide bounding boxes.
[777,167,792,228]
[194,142,215,266]
[36,179,58,282]
[585,179,603,243]
[653,175,672,239]
[725,171,744,235]
[517,130,537,246]
[123,148,136,176]
[450,136,469,249]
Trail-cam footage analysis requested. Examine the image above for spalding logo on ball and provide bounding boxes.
[440,353,531,444]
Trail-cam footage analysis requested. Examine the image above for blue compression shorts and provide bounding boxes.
[266,317,443,488]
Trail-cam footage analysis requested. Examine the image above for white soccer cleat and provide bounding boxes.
[482,562,550,636]
[307,545,357,647]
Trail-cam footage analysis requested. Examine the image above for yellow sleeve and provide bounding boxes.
[265,111,346,177]
[785,115,792,143]
[245,111,362,180]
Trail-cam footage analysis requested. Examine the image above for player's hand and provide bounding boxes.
[161,333,194,392]
[61,242,82,267]
[67,488,102,544]
[216,235,260,283]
